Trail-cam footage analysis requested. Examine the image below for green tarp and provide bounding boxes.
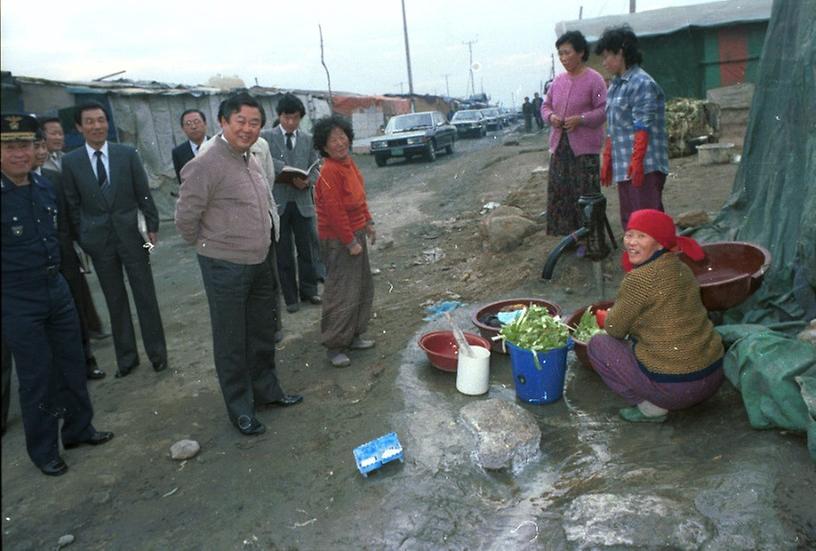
[690,0,816,458]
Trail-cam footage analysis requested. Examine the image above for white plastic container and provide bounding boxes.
[456,346,491,395]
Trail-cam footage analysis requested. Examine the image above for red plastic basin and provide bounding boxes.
[418,331,491,372]
[678,241,771,311]
[565,300,615,370]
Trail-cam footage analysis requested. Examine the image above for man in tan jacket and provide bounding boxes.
[175,93,302,437]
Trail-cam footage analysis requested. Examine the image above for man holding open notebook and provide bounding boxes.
[264,94,322,314]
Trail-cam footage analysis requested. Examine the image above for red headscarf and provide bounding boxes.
[621,209,705,272]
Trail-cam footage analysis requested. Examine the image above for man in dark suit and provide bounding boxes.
[33,130,106,380]
[172,109,208,186]
[262,94,322,313]
[62,101,167,378]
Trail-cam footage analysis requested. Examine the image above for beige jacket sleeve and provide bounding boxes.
[250,136,280,242]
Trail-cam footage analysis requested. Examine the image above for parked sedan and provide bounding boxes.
[370,111,456,167]
[450,109,487,138]
[479,108,504,131]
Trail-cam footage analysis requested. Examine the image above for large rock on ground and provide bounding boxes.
[675,210,710,229]
[480,214,538,252]
[460,399,541,473]
[563,493,711,550]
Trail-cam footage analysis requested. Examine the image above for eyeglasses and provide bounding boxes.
[183,120,204,127]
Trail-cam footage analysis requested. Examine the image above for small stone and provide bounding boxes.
[531,166,548,174]
[170,439,200,460]
[379,239,394,250]
[57,534,75,548]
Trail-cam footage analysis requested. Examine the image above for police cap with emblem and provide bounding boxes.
[1,113,39,142]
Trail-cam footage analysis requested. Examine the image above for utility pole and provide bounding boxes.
[443,73,450,97]
[579,6,583,19]
[318,25,333,110]
[463,38,478,97]
[400,0,416,112]
[630,0,636,13]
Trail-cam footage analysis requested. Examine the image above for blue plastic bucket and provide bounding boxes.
[506,341,570,404]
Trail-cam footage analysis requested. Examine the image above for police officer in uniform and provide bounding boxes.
[1,113,113,476]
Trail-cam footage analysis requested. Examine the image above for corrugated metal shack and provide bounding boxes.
[15,75,333,218]
[555,0,771,100]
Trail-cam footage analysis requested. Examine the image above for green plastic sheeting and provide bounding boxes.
[689,1,816,460]
[718,325,816,461]
[691,0,816,329]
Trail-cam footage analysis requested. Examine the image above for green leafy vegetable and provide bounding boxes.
[498,304,570,352]
[572,307,606,342]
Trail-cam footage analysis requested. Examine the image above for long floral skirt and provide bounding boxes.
[546,133,600,235]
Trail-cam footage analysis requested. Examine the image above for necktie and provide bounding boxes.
[285,132,293,151]
[94,150,108,190]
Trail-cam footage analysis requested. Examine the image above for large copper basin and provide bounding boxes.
[678,241,771,311]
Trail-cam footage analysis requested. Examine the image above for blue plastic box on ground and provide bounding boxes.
[353,432,404,477]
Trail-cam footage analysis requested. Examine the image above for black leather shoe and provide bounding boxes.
[64,431,114,449]
[87,366,106,380]
[152,361,168,372]
[40,457,68,476]
[86,358,106,380]
[286,303,300,313]
[304,295,322,305]
[269,394,303,407]
[236,416,266,436]
[114,366,135,378]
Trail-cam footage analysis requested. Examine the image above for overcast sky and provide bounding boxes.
[2,0,721,108]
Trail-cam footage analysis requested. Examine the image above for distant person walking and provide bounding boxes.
[522,97,534,132]
[532,92,544,130]
[541,30,607,235]
[313,115,376,368]
[596,25,669,229]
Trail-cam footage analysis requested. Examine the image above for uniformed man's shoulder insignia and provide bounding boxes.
[12,225,23,236]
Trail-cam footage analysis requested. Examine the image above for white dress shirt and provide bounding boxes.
[85,142,111,184]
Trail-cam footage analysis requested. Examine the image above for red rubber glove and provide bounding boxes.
[594,309,608,329]
[627,130,649,188]
[600,137,612,187]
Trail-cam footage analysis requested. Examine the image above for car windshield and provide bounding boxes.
[481,109,499,118]
[452,111,480,122]
[386,113,434,133]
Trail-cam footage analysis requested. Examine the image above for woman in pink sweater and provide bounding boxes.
[541,30,607,235]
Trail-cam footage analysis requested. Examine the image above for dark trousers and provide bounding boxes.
[61,264,95,369]
[320,232,374,351]
[1,273,95,467]
[198,248,285,425]
[275,202,319,306]
[1,336,11,435]
[616,171,667,230]
[524,116,533,133]
[91,239,166,371]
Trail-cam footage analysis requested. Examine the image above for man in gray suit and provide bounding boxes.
[62,101,167,378]
[40,116,65,173]
[263,94,322,313]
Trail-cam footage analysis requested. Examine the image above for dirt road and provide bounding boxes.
[3,128,813,550]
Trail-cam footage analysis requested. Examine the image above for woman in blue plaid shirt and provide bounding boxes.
[595,25,669,230]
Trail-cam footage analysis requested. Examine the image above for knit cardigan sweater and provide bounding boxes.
[605,252,723,381]
[315,157,372,246]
